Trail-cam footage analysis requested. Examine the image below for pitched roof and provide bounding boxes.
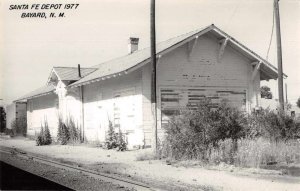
[69,28,206,87]
[14,84,56,102]
[53,67,97,81]
[69,24,286,88]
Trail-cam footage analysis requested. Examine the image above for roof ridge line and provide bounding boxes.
[91,24,213,68]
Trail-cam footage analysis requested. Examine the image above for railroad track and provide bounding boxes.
[0,147,160,191]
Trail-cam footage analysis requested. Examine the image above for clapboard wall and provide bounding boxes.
[141,33,261,144]
[27,93,58,137]
[82,69,144,147]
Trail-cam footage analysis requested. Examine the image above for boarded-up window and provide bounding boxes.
[160,87,246,127]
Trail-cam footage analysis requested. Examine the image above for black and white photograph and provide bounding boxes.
[0,0,300,190]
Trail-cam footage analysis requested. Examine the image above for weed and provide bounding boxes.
[36,119,52,146]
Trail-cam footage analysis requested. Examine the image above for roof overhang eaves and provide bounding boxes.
[68,64,145,89]
[68,24,287,88]
[211,26,287,79]
[14,90,55,103]
[68,26,214,89]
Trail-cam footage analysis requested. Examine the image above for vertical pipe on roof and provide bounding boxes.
[78,64,81,78]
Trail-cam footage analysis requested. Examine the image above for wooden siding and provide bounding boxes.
[157,34,251,87]
[57,83,82,127]
[142,64,154,146]
[160,87,247,130]
[27,93,58,137]
[82,69,143,147]
[141,33,261,145]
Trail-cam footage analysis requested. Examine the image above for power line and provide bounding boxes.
[266,5,275,61]
[224,0,242,31]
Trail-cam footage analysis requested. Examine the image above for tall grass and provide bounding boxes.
[234,138,300,168]
[191,138,300,168]
[159,99,300,168]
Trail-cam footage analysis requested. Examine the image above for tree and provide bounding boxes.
[261,86,273,99]
[297,97,300,108]
[0,107,6,132]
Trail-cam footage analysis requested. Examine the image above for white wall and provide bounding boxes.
[142,64,154,146]
[27,93,58,137]
[82,69,143,147]
[56,81,82,127]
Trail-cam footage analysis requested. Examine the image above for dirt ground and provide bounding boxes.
[1,137,299,191]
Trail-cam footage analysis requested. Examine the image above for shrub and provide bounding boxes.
[43,121,52,145]
[104,120,118,149]
[36,120,52,146]
[246,109,300,140]
[66,117,81,144]
[162,99,246,160]
[10,116,27,137]
[4,128,14,136]
[161,100,300,166]
[104,120,127,151]
[0,107,6,132]
[36,134,43,146]
[57,116,70,145]
[116,128,127,151]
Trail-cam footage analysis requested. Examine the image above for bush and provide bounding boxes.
[104,120,127,151]
[10,116,27,137]
[162,99,246,160]
[104,120,118,149]
[36,120,52,146]
[0,107,6,132]
[116,128,127,151]
[66,117,81,144]
[57,116,70,145]
[4,128,15,137]
[161,99,300,167]
[57,116,82,145]
[246,109,300,140]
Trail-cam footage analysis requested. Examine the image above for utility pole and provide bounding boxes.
[274,0,284,110]
[285,83,288,103]
[150,0,158,153]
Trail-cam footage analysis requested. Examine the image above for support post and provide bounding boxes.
[150,0,157,153]
[285,83,288,104]
[218,38,229,62]
[274,0,284,111]
[251,61,262,81]
[187,36,198,59]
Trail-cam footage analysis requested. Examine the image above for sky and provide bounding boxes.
[1,0,299,105]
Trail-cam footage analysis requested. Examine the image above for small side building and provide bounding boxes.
[6,102,27,135]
